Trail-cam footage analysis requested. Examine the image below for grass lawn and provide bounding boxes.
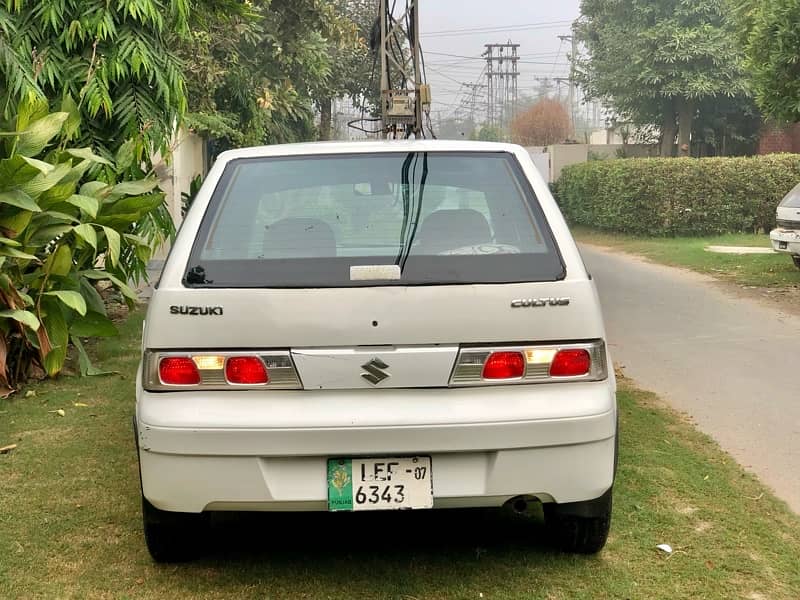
[2,311,800,599]
[572,226,800,288]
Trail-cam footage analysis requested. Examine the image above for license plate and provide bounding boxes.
[327,456,433,512]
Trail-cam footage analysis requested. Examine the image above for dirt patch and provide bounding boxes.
[716,282,800,319]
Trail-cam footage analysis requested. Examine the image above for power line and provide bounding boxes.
[423,19,573,37]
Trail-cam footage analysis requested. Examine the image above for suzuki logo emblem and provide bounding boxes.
[361,358,390,385]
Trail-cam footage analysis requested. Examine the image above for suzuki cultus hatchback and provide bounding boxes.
[136,140,618,562]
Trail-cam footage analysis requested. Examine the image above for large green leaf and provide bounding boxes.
[19,162,71,199]
[80,181,112,199]
[15,112,69,157]
[0,236,21,247]
[44,290,87,316]
[66,148,113,166]
[40,298,69,377]
[101,226,121,267]
[0,309,40,331]
[0,211,33,238]
[0,189,41,212]
[46,245,73,277]
[15,98,50,134]
[72,336,115,376]
[79,278,107,316]
[26,224,72,246]
[0,156,42,190]
[70,311,118,337]
[0,247,39,261]
[20,156,55,175]
[110,179,159,198]
[60,95,81,141]
[115,139,136,172]
[80,269,138,301]
[66,195,99,219]
[72,223,98,251]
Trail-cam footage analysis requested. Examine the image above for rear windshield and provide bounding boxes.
[780,183,800,208]
[185,152,565,287]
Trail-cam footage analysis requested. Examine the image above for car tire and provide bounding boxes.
[543,488,612,554]
[792,255,800,270]
[142,495,208,563]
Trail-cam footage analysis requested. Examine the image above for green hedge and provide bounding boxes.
[555,155,800,236]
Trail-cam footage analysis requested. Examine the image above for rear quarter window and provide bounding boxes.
[185,151,564,287]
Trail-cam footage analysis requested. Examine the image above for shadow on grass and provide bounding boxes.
[198,505,554,564]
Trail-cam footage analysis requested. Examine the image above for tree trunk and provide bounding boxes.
[660,99,677,157]
[677,98,694,157]
[319,97,332,141]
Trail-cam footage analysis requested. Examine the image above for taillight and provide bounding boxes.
[450,341,606,386]
[482,352,525,379]
[225,356,269,385]
[549,349,591,377]
[159,357,201,385]
[144,351,301,391]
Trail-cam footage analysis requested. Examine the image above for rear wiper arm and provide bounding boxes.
[398,152,428,273]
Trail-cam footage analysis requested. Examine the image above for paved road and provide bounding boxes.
[582,245,800,513]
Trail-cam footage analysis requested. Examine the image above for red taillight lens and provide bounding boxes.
[482,351,525,380]
[225,356,269,384]
[159,357,201,385]
[549,349,591,377]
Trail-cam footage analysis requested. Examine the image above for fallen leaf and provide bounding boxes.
[25,390,36,398]
[73,402,89,408]
[656,543,673,554]
[0,443,17,454]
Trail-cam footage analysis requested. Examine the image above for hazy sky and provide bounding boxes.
[417,0,582,122]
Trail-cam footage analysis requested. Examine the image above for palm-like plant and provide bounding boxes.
[0,0,188,159]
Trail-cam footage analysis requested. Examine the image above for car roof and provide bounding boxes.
[217,140,524,162]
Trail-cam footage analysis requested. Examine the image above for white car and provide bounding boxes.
[770,182,800,269]
[136,140,618,561]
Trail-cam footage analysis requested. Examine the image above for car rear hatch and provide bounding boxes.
[144,149,606,391]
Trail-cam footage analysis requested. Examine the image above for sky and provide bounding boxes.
[417,0,583,124]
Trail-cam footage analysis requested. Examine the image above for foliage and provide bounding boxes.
[181,174,204,217]
[179,0,355,151]
[471,125,503,142]
[555,155,800,236]
[0,102,170,395]
[733,0,800,123]
[576,0,752,156]
[510,99,571,147]
[0,0,188,160]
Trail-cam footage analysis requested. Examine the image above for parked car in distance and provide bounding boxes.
[135,140,618,562]
[770,182,800,269]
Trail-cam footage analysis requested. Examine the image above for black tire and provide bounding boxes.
[792,255,800,270]
[142,495,208,563]
[543,488,612,554]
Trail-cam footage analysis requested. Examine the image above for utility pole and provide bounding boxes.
[482,42,519,132]
[558,34,578,137]
[378,0,430,138]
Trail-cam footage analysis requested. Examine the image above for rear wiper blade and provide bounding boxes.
[398,152,429,273]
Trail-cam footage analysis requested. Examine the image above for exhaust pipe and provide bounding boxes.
[512,498,528,514]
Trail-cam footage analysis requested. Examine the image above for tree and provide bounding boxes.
[734,0,800,123]
[0,0,188,160]
[510,99,571,147]
[576,0,749,157]
[179,0,354,151]
[471,125,503,142]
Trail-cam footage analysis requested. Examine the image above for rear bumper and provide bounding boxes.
[770,229,800,254]
[136,380,617,513]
